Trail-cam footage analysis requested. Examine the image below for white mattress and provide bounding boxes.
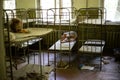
[79,19,105,24]
[79,39,105,53]
[6,28,53,42]
[84,39,105,45]
[14,28,53,39]
[79,45,104,53]
[5,28,52,42]
[49,40,76,51]
[5,28,52,47]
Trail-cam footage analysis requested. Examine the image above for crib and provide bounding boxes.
[47,7,78,69]
[3,8,54,80]
[77,7,106,71]
[4,7,78,79]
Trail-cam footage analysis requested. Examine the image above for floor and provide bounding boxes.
[9,50,120,80]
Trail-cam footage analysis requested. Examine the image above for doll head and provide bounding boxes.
[10,18,23,33]
[61,31,77,42]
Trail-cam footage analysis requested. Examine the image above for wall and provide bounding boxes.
[16,0,102,10]
[16,0,36,9]
[73,0,100,9]
[73,0,86,9]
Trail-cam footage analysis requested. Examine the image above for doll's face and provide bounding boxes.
[15,21,23,31]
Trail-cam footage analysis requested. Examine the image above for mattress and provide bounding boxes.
[79,45,104,53]
[49,40,76,51]
[4,28,52,47]
[79,39,105,53]
[13,28,53,39]
[79,19,105,25]
[84,39,105,46]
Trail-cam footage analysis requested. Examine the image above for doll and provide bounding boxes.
[10,18,29,33]
[61,31,77,43]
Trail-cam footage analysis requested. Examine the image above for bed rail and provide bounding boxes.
[77,8,105,71]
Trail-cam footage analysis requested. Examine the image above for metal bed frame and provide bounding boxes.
[47,7,78,71]
[4,8,54,80]
[77,8,105,71]
[4,7,77,80]
[46,7,77,26]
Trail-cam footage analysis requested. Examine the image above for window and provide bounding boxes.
[3,0,16,9]
[3,0,16,18]
[38,0,72,20]
[104,0,119,21]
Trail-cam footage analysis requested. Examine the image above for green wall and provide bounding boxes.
[73,0,100,9]
[16,0,102,10]
[16,0,36,9]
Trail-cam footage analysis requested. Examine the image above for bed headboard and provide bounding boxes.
[15,8,27,19]
[78,8,99,19]
[27,9,36,19]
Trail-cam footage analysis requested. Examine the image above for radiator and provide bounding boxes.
[106,31,120,48]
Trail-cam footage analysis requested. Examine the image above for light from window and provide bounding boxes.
[3,0,16,19]
[3,0,15,9]
[40,0,71,20]
[104,0,119,21]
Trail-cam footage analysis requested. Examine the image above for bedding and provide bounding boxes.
[13,28,53,39]
[4,28,53,47]
[61,31,77,43]
[79,45,104,53]
[49,40,76,51]
[79,39,105,53]
[82,19,105,24]
[7,28,53,41]
[84,39,105,46]
[78,19,105,25]
[49,31,77,51]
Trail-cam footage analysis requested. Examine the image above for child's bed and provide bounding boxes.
[4,8,54,47]
[8,30,54,80]
[48,31,77,69]
[4,7,77,26]
[77,8,106,71]
[26,7,77,26]
[45,7,78,69]
[4,29,54,80]
[4,9,54,80]
[79,39,105,71]
[49,40,76,51]
[48,7,77,25]
[79,39,105,53]
[4,7,77,79]
[77,7,106,25]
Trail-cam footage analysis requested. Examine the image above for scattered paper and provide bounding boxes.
[81,65,94,70]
